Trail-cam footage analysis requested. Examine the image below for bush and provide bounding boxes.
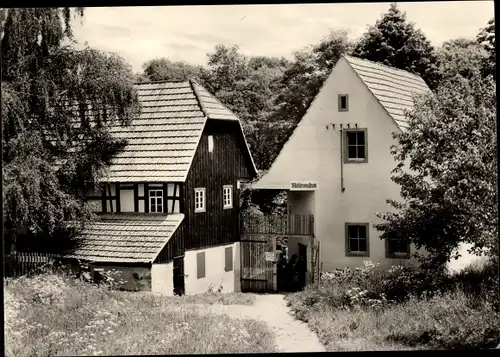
[285,260,500,351]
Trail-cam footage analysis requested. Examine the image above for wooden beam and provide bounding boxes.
[133,183,139,212]
[144,183,149,213]
[116,183,121,213]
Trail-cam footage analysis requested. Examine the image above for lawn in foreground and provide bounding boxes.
[4,273,275,356]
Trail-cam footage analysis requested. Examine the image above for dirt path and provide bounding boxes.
[186,294,326,353]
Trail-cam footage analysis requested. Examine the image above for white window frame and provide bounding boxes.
[208,135,214,153]
[149,189,164,213]
[194,187,206,213]
[223,185,233,209]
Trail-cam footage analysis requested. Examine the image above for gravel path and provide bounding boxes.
[185,294,326,353]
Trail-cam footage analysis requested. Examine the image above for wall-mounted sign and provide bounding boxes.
[265,252,275,262]
[290,181,318,191]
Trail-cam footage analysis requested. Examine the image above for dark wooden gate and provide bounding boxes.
[240,235,277,292]
[173,256,185,296]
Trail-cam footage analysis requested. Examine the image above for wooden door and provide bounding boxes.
[173,256,185,296]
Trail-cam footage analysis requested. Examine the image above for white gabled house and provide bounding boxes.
[250,55,431,272]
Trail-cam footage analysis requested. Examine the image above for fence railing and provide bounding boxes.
[240,213,314,236]
[3,252,61,278]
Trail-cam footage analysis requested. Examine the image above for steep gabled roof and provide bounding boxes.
[66,213,184,263]
[250,55,432,190]
[343,55,431,130]
[103,79,257,182]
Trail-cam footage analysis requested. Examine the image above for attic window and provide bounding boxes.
[338,94,349,112]
[208,135,214,153]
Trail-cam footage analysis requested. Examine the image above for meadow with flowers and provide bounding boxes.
[285,260,500,351]
[4,270,276,357]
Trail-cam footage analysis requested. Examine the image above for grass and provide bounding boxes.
[150,291,257,306]
[4,273,275,356]
[285,260,500,351]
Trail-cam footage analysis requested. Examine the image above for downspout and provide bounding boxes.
[340,127,345,192]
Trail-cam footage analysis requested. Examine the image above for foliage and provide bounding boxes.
[198,44,291,171]
[285,261,500,351]
[374,71,497,268]
[1,8,139,253]
[436,38,489,82]
[141,57,203,82]
[476,18,496,79]
[273,29,353,132]
[5,271,275,357]
[352,3,441,89]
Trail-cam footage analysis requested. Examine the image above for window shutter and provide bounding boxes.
[197,252,206,279]
[225,247,233,272]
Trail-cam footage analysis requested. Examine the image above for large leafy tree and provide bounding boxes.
[141,58,203,82]
[2,8,139,253]
[375,72,497,269]
[477,18,495,79]
[352,3,441,89]
[199,45,290,170]
[436,38,489,82]
[274,29,353,128]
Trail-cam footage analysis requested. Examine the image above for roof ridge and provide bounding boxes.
[342,54,424,82]
[188,79,209,117]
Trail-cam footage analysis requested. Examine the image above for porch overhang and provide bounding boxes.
[244,181,290,190]
[245,180,318,191]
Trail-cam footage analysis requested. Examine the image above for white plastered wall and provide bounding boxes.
[184,242,241,295]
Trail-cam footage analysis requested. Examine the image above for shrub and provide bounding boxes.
[286,259,500,351]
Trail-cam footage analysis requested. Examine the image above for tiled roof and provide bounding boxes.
[66,214,184,263]
[102,79,256,182]
[344,55,431,130]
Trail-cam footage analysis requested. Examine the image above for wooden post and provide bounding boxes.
[272,235,277,292]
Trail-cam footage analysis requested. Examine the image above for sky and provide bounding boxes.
[71,1,495,73]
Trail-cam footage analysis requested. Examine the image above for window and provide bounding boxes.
[386,238,410,259]
[149,190,163,213]
[194,188,206,213]
[345,223,370,257]
[225,246,233,272]
[197,252,206,279]
[208,135,214,152]
[223,185,233,209]
[338,94,349,112]
[344,129,368,163]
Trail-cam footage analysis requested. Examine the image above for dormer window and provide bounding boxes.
[338,94,349,112]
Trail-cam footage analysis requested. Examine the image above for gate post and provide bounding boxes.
[272,235,277,292]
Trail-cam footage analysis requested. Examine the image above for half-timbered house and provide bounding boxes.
[67,80,258,295]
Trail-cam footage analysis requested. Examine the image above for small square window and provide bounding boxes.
[338,94,349,112]
[344,129,368,163]
[345,223,370,257]
[149,189,163,213]
[386,238,410,259]
[194,188,206,213]
[223,185,233,209]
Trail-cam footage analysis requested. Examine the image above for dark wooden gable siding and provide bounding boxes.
[154,219,185,263]
[180,119,253,251]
